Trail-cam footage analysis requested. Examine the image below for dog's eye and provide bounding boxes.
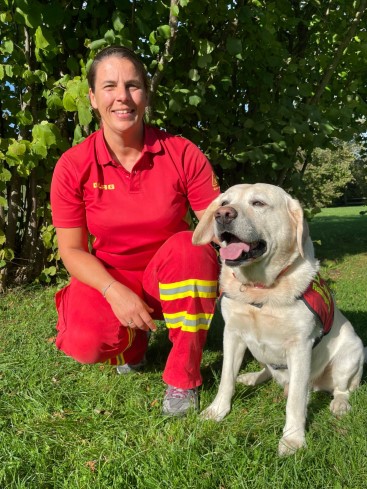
[220,200,229,206]
[252,200,266,207]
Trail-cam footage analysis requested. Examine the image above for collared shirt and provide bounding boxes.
[51,125,220,270]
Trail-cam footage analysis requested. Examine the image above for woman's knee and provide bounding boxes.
[56,326,111,364]
[55,279,124,363]
[163,231,218,270]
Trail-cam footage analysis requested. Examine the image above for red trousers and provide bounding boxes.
[55,231,219,389]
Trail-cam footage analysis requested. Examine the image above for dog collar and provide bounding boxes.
[233,266,290,291]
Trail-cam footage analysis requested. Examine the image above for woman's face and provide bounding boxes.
[89,56,148,140]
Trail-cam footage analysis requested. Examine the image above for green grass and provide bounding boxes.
[0,206,367,488]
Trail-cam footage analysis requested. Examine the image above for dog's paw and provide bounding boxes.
[330,398,351,417]
[237,372,260,386]
[200,403,230,422]
[278,435,306,457]
[237,368,271,386]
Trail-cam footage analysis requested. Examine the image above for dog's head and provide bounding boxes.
[193,183,308,270]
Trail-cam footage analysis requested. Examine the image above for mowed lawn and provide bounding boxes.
[0,206,366,489]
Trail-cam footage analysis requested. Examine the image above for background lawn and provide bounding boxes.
[0,206,366,489]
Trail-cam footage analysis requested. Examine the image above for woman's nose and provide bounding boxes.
[115,84,130,101]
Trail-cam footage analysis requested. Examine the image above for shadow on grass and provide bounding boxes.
[309,214,367,261]
[145,327,171,373]
[306,391,332,428]
[341,309,367,345]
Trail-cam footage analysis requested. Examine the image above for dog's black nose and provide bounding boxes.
[215,206,238,225]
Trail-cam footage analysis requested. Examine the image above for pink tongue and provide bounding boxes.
[220,242,250,260]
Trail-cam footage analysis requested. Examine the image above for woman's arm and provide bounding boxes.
[56,227,157,332]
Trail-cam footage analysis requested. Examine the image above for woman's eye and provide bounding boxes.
[127,83,141,90]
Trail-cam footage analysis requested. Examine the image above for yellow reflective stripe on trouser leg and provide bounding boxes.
[164,311,214,332]
[159,279,217,301]
[105,327,136,365]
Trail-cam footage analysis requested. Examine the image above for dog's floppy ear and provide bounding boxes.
[192,196,221,245]
[286,195,306,258]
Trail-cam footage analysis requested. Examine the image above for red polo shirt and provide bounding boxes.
[51,125,220,271]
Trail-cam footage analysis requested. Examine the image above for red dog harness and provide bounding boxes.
[299,273,334,341]
[271,273,334,369]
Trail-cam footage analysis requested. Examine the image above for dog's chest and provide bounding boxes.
[232,305,288,340]
[224,300,307,364]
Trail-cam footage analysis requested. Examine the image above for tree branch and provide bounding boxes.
[309,0,367,105]
[131,0,137,49]
[147,0,179,118]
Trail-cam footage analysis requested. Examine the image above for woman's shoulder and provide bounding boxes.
[56,130,102,177]
[145,125,200,153]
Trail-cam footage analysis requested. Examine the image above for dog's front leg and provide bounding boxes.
[201,326,247,421]
[278,342,312,457]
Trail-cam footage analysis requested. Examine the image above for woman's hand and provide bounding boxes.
[56,227,157,332]
[104,281,157,332]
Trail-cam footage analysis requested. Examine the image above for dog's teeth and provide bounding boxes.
[222,241,228,247]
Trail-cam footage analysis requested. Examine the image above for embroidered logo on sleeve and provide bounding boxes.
[212,172,220,190]
[93,182,115,190]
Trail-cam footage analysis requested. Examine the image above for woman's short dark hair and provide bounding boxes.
[87,45,150,93]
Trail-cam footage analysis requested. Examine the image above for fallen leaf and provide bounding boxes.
[85,460,96,472]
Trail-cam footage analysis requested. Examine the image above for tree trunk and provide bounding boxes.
[17,170,39,283]
[1,172,21,289]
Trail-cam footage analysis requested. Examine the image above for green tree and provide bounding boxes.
[297,142,356,214]
[344,141,367,204]
[1,0,367,288]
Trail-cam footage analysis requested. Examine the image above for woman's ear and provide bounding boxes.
[89,88,98,110]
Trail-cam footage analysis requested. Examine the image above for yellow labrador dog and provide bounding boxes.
[193,183,366,456]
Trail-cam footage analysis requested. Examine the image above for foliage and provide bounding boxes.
[351,159,367,199]
[1,0,367,286]
[297,141,355,213]
[345,141,367,202]
[0,207,367,487]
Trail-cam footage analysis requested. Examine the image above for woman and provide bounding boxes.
[51,46,220,416]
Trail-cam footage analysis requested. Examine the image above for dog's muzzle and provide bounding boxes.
[215,206,267,266]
